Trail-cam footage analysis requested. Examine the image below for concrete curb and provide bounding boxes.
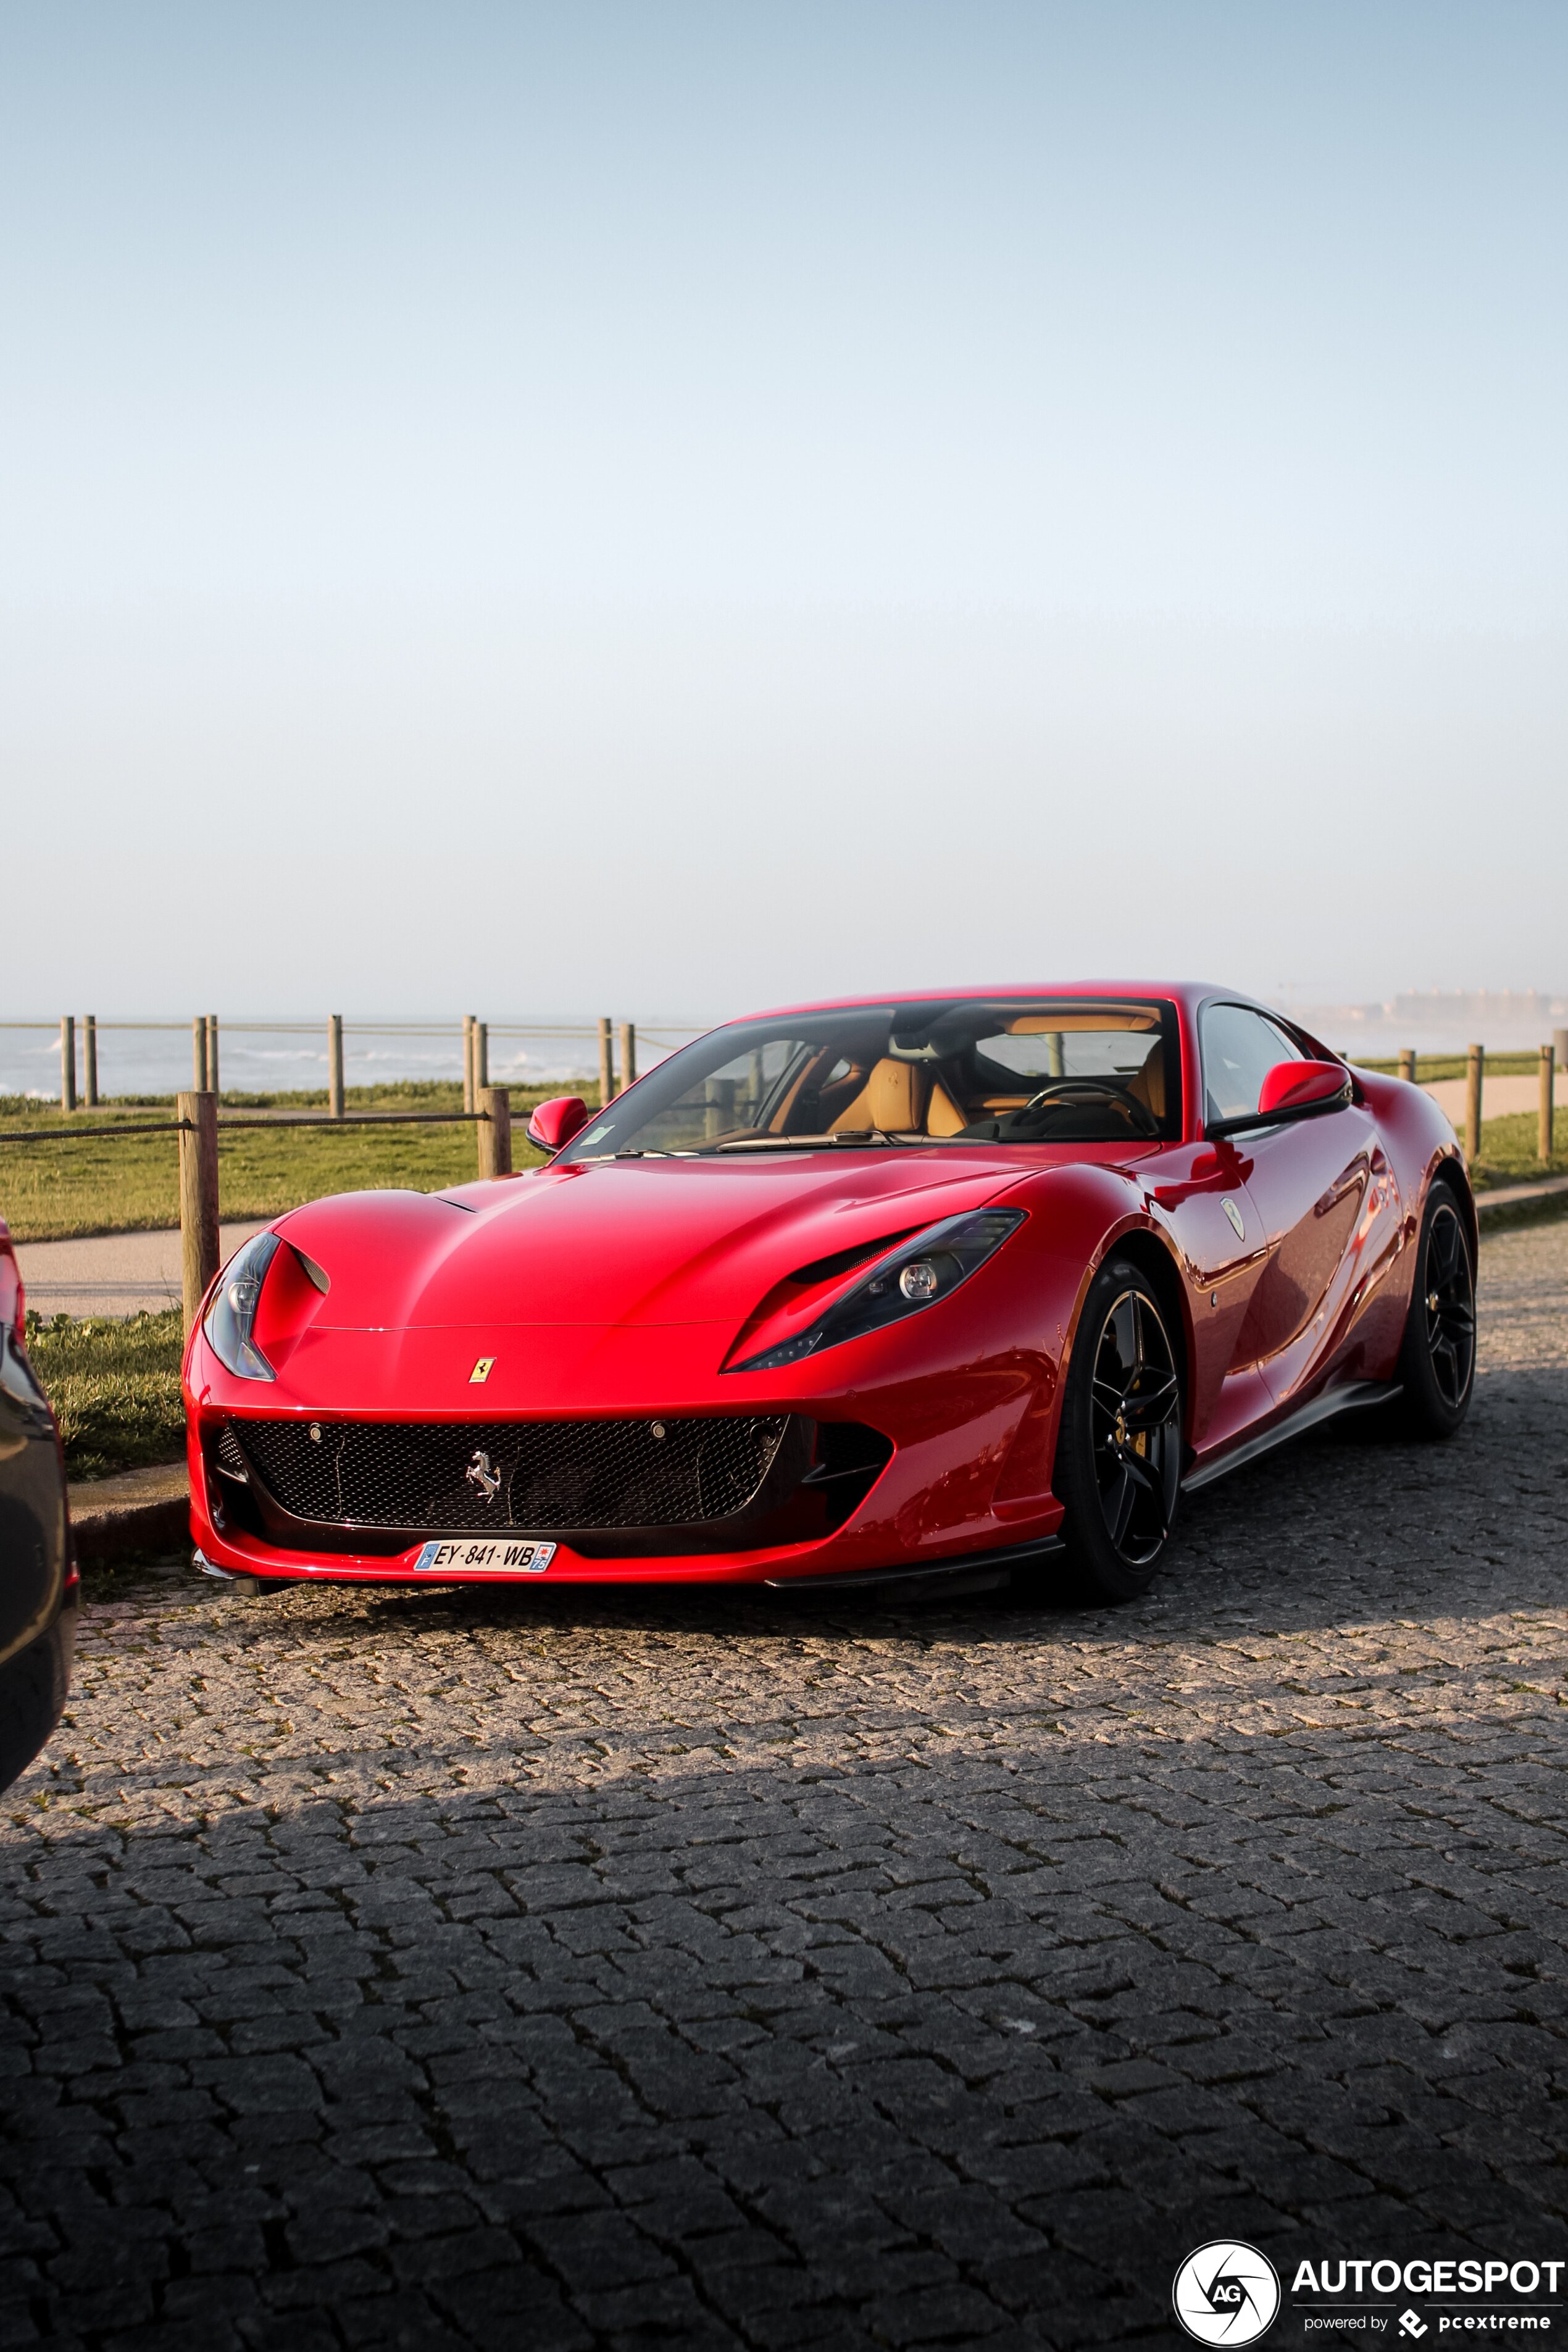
[1474,1174,1568,1226]
[69,1464,189,1567]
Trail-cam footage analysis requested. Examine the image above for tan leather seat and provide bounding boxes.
[830,1057,968,1135]
[1126,1041,1166,1120]
[926,1080,967,1135]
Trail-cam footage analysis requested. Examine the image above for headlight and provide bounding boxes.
[727,1207,1026,1375]
[204,1232,282,1381]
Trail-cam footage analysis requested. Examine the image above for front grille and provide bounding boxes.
[229,1414,791,1533]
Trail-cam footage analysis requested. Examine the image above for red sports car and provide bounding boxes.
[183,983,1475,1604]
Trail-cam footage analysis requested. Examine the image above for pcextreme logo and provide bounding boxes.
[1174,2242,1283,2345]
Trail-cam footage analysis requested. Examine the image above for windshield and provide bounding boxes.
[557,998,1182,1159]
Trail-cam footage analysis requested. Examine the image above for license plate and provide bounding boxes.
[411,1538,557,1575]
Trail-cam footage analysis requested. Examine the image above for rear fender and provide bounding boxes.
[1356,1074,1469,1230]
[1424,1144,1477,1267]
[1357,1068,1475,1319]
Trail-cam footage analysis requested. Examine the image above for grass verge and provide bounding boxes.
[25,1309,185,1481]
[0,1081,570,1241]
[1468,1111,1568,1193]
[1358,1053,1548,1082]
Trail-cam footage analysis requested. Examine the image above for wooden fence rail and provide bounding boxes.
[22,1013,662,1114]
[15,1019,1568,1177]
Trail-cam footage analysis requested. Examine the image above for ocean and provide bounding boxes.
[0,1020,701,1103]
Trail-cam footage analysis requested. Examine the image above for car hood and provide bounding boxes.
[273,1150,1024,1331]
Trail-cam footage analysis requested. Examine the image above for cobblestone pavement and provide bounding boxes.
[3,1220,1567,2351]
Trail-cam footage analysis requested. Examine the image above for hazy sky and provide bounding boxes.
[4,2,1564,1020]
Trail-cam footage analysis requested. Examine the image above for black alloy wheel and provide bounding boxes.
[1397,1187,1476,1438]
[1055,1259,1185,1601]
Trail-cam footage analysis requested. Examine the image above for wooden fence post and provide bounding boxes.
[1464,1043,1484,1164]
[177,1090,220,1337]
[1541,1043,1556,1167]
[206,1015,220,1098]
[619,1022,636,1091]
[328,1015,344,1119]
[462,1015,475,1114]
[478,1086,512,1178]
[192,1017,208,1091]
[60,1015,76,1113]
[1398,1048,1416,1085]
[476,1021,488,1091]
[83,1015,98,1107]
[598,1017,614,1107]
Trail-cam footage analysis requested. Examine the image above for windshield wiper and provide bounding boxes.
[710,1130,928,1153]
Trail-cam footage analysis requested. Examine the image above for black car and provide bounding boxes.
[0,1221,75,1790]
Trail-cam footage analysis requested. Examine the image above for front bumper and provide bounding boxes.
[182,1284,1069,1588]
[185,1404,1065,1588]
[191,1407,924,1585]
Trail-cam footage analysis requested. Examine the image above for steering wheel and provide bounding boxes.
[1010,1076,1161,1138]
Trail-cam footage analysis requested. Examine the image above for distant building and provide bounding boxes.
[1389,990,1558,1030]
[1274,989,1567,1056]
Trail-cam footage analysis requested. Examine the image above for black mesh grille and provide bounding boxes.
[229,1414,791,1532]
[216,1424,249,1480]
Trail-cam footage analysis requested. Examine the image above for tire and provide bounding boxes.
[1395,1183,1476,1438]
[1054,1258,1184,1601]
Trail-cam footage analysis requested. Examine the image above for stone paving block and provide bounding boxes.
[698,2275,877,2350]
[235,2309,341,2352]
[159,2274,268,2328]
[335,2290,472,2350]
[570,2273,734,2340]
[102,2321,248,2352]
[433,2263,593,2348]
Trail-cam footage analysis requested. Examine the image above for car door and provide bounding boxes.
[1147,1136,1274,1457]
[1198,1002,1385,1407]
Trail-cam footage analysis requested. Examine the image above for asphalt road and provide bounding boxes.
[2,1218,1566,2350]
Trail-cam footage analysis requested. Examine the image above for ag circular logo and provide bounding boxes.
[1172,2241,1282,2345]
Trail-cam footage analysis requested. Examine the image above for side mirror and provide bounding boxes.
[1256,1059,1353,1119]
[526,1096,590,1152]
[1209,1059,1353,1138]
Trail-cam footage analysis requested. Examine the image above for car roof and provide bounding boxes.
[733,981,1256,1025]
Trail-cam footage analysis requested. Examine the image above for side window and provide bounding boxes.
[1201,1004,1303,1125]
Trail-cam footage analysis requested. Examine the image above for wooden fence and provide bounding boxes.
[0,1014,697,1116]
[1395,1038,1564,1165]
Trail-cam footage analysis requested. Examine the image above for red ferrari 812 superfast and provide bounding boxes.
[183,983,1475,1604]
